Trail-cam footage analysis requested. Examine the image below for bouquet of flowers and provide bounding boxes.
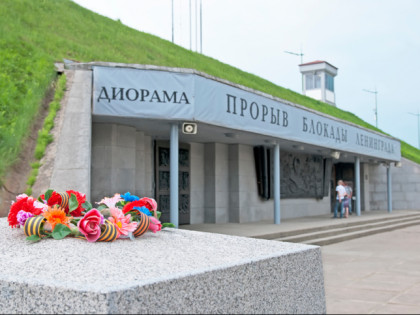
[7,189,174,243]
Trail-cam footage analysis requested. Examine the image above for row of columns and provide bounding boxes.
[168,123,393,227]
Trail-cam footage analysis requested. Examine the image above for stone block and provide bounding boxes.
[393,200,408,210]
[135,131,145,148]
[113,168,135,194]
[190,191,205,209]
[111,146,135,168]
[215,191,228,208]
[91,146,112,169]
[0,218,326,314]
[204,206,216,223]
[215,206,229,223]
[90,168,112,191]
[189,206,205,224]
[115,125,136,148]
[92,123,113,147]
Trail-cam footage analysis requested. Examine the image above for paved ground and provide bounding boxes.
[322,224,420,314]
[181,210,420,238]
[181,210,420,314]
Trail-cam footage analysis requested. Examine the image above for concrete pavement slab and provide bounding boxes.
[370,303,420,314]
[322,224,420,314]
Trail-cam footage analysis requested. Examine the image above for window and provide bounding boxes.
[305,74,321,90]
[326,73,334,91]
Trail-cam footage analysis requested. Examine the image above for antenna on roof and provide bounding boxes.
[284,48,304,93]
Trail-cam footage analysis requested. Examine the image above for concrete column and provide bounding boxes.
[203,143,229,223]
[273,143,280,224]
[355,156,361,216]
[170,124,179,228]
[387,165,392,213]
[361,163,370,212]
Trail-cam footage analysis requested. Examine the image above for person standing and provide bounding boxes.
[344,181,353,216]
[333,180,347,218]
[342,184,350,218]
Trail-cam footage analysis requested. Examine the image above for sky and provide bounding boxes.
[72,0,420,149]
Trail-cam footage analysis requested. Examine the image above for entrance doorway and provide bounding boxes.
[331,162,355,213]
[155,141,190,225]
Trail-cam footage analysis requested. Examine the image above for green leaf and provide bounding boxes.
[52,224,71,240]
[82,201,93,211]
[69,193,79,212]
[70,218,81,226]
[156,211,162,220]
[44,189,53,202]
[162,222,175,229]
[115,201,125,208]
[26,235,41,242]
[97,204,107,211]
[70,227,81,237]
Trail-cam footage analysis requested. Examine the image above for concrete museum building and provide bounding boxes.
[46,61,408,228]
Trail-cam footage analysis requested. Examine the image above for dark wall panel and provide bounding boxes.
[280,152,327,199]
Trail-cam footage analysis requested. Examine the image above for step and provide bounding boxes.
[276,215,420,243]
[256,212,420,240]
[296,219,420,246]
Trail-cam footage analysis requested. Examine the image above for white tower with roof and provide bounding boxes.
[299,60,338,106]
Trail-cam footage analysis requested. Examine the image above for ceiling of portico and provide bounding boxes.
[93,115,393,165]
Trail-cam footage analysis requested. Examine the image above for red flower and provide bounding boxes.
[122,200,146,214]
[8,194,46,228]
[66,190,86,217]
[40,191,63,208]
[122,197,157,215]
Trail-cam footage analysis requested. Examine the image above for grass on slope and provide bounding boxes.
[0,0,418,185]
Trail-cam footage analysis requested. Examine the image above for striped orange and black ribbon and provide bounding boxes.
[76,219,118,242]
[58,192,69,209]
[24,216,47,237]
[133,212,150,237]
[97,219,118,241]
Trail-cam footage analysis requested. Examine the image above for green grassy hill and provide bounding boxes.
[0,0,419,185]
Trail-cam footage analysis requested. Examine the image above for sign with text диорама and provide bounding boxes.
[93,66,401,162]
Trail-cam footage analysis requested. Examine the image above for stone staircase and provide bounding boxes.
[272,212,420,246]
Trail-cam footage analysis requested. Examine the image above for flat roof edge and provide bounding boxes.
[66,61,400,143]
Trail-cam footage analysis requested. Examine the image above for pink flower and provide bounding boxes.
[108,207,137,238]
[138,197,158,218]
[149,216,162,233]
[16,210,35,226]
[140,197,158,211]
[77,209,103,242]
[97,193,123,208]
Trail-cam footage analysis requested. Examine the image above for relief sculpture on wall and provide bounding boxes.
[280,152,327,199]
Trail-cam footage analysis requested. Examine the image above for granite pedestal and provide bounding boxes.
[0,218,326,314]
